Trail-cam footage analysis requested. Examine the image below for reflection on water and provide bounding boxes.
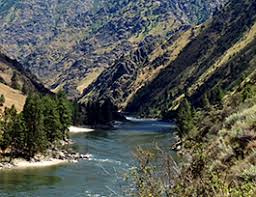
[0,167,62,193]
[0,118,176,197]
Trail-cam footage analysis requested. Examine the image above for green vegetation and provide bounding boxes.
[74,98,118,128]
[11,72,21,90]
[56,92,73,140]
[0,94,5,106]
[131,80,256,196]
[129,1,256,194]
[176,98,196,137]
[0,92,72,160]
[129,145,180,197]
[21,83,30,95]
[171,82,256,196]
[125,0,256,117]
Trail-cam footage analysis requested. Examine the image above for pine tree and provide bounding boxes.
[85,100,95,125]
[72,101,80,125]
[210,86,225,104]
[42,96,62,143]
[176,98,195,137]
[23,94,47,159]
[22,83,30,95]
[0,94,5,106]
[242,84,256,101]
[0,106,17,153]
[56,92,72,141]
[11,72,21,90]
[101,98,114,125]
[10,114,26,156]
[216,86,224,103]
[202,93,210,109]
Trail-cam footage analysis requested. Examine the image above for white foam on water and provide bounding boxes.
[125,116,158,122]
[91,158,122,165]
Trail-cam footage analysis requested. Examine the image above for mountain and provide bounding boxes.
[79,0,226,107]
[122,0,256,116]
[127,1,256,196]
[0,53,49,111]
[0,0,224,98]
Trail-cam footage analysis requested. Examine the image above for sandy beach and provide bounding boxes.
[69,126,94,133]
[13,158,70,168]
[0,158,70,170]
[0,153,91,170]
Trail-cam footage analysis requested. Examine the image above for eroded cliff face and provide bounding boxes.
[81,0,256,118]
[0,0,224,99]
[0,52,50,112]
[124,0,256,117]
[79,0,225,108]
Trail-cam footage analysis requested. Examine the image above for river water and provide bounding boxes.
[0,118,176,197]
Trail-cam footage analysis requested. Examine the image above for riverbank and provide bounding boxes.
[0,152,90,170]
[0,126,94,170]
[0,140,90,170]
[0,117,173,196]
[0,158,69,170]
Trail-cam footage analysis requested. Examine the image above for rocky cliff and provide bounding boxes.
[0,0,224,99]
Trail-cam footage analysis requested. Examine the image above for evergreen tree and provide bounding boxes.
[22,83,30,95]
[91,101,100,126]
[23,94,47,159]
[176,98,195,137]
[0,92,74,159]
[0,94,5,106]
[216,86,225,103]
[100,98,114,124]
[0,106,17,153]
[10,114,26,156]
[202,93,210,109]
[242,84,256,101]
[85,100,95,126]
[42,96,62,143]
[72,100,80,125]
[56,92,72,140]
[81,98,117,126]
[210,86,225,104]
[11,72,21,90]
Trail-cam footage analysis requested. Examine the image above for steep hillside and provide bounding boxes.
[123,0,256,116]
[0,0,223,98]
[81,24,201,106]
[0,83,26,112]
[127,2,256,195]
[0,53,50,93]
[0,53,49,111]
[132,69,256,196]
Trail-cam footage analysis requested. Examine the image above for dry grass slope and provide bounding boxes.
[0,83,26,112]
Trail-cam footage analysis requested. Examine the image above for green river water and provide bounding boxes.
[0,117,176,197]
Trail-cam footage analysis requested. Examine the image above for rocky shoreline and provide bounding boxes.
[0,140,90,170]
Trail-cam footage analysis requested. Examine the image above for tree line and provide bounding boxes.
[161,85,226,138]
[0,92,72,160]
[73,98,120,128]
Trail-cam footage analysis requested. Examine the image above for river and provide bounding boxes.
[0,118,176,197]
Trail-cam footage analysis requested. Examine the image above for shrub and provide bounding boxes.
[0,94,5,106]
